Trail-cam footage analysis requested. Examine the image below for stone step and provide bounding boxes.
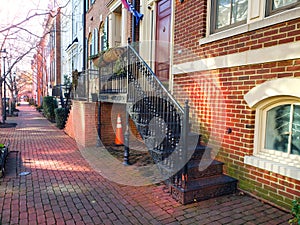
[170,174,238,204]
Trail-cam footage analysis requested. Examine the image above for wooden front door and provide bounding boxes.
[155,0,171,82]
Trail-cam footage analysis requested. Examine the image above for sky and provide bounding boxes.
[0,0,49,34]
[0,0,51,71]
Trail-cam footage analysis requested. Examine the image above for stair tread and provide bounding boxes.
[156,144,207,152]
[181,175,237,192]
[187,159,223,168]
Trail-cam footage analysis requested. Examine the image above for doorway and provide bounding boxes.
[155,0,171,83]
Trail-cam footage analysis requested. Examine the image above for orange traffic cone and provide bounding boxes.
[114,114,124,145]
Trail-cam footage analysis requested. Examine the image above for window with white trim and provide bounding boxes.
[100,18,109,51]
[92,28,99,55]
[263,101,300,157]
[244,96,300,180]
[210,0,248,33]
[86,0,89,11]
[206,0,300,37]
[266,0,300,16]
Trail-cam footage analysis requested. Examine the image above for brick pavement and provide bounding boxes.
[0,103,292,225]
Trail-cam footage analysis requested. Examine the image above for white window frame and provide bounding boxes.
[266,0,300,16]
[255,98,300,157]
[210,0,248,34]
[201,0,300,45]
[90,28,99,56]
[244,78,300,180]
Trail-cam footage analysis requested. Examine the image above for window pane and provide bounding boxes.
[93,29,98,55]
[231,0,248,24]
[216,0,248,30]
[265,104,290,152]
[292,104,300,155]
[272,0,298,10]
[216,0,231,29]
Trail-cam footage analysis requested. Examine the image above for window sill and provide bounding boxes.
[200,7,300,45]
[244,155,300,181]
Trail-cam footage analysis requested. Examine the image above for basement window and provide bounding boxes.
[244,78,300,180]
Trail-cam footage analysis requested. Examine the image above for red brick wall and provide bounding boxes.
[174,0,207,64]
[174,1,300,63]
[100,103,126,145]
[65,101,142,147]
[173,60,300,209]
[64,100,97,147]
[86,1,109,37]
[86,0,133,47]
[100,102,142,146]
[55,8,61,85]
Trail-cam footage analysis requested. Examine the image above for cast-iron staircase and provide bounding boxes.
[102,45,238,204]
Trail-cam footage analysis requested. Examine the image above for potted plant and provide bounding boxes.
[102,47,126,64]
[289,199,300,225]
[113,57,125,76]
[89,47,126,68]
[0,143,8,177]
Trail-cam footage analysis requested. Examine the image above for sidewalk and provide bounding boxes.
[0,103,292,225]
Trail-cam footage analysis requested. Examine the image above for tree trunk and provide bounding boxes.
[0,79,3,123]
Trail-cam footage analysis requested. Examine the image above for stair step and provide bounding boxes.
[170,175,238,204]
[187,160,224,180]
[186,145,211,161]
[146,144,211,164]
[188,132,201,141]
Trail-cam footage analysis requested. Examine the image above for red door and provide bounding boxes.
[155,0,171,82]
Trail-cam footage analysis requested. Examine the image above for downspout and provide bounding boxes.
[82,0,86,71]
[131,0,135,43]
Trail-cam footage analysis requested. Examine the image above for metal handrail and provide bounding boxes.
[126,43,190,183]
[128,45,184,114]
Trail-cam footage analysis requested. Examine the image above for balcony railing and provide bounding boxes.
[74,51,128,102]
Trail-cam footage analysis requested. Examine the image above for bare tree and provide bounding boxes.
[0,0,71,123]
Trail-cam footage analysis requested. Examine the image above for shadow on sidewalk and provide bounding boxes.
[0,123,17,128]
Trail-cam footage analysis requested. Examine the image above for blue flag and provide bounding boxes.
[121,0,143,25]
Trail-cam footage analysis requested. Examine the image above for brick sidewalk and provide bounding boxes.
[0,103,292,224]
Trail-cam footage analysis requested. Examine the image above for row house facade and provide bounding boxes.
[172,0,300,209]
[32,6,62,105]
[38,0,300,210]
[61,0,84,81]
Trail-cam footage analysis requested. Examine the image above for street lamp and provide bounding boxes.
[13,72,17,104]
[1,49,8,122]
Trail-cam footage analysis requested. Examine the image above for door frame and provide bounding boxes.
[143,0,174,91]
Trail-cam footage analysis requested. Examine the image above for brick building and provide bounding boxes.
[63,0,300,209]
[32,7,62,106]
[172,0,300,209]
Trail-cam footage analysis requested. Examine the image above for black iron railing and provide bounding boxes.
[74,69,99,101]
[75,45,194,188]
[126,44,191,186]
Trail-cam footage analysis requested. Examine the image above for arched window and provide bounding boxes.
[259,99,300,157]
[100,17,109,51]
[92,28,99,56]
[244,78,300,180]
